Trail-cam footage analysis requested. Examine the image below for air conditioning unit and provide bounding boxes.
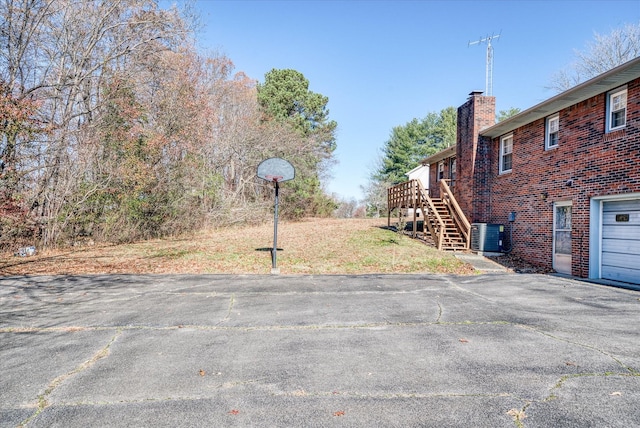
[471,223,504,252]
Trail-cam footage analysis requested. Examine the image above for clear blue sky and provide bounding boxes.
[185,0,639,201]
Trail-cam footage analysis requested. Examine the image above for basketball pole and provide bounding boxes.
[271,179,280,274]
[256,157,294,275]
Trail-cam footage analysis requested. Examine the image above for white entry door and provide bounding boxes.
[553,202,572,275]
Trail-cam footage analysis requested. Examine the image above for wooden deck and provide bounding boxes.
[387,179,470,251]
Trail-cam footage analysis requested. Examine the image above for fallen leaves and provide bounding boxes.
[610,391,622,396]
[507,408,527,422]
[333,411,345,417]
[458,338,469,343]
[199,369,206,376]
[229,409,240,415]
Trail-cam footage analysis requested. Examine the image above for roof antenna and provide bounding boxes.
[468,32,501,96]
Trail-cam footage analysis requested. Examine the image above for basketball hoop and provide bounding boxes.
[257,158,295,183]
[256,158,295,274]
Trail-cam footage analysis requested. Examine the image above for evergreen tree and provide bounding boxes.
[497,107,521,122]
[257,69,337,218]
[375,107,456,184]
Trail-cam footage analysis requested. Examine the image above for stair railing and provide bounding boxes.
[416,181,446,250]
[388,179,456,250]
[439,179,471,249]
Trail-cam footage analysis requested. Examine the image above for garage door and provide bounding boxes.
[601,199,640,284]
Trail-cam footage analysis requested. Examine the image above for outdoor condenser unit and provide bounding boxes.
[471,223,504,252]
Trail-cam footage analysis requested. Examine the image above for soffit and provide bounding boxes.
[481,56,640,139]
[421,145,456,165]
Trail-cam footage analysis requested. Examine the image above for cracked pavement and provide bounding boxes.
[1,273,639,427]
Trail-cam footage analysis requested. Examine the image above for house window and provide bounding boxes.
[438,162,444,180]
[607,87,627,132]
[545,114,559,150]
[499,135,513,174]
[449,158,456,189]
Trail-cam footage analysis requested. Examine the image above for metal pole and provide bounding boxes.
[271,180,279,274]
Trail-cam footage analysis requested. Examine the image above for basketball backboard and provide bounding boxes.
[257,158,295,182]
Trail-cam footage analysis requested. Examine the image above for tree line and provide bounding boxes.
[0,0,337,250]
[1,2,637,251]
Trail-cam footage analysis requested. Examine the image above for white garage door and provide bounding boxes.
[601,199,640,284]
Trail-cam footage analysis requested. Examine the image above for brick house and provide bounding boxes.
[424,56,640,285]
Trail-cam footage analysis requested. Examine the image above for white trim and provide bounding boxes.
[606,86,627,132]
[405,164,430,189]
[481,57,640,139]
[589,192,640,279]
[553,201,572,275]
[545,114,559,150]
[406,164,428,176]
[499,134,513,174]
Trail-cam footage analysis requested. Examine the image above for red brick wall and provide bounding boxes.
[456,93,496,222]
[428,160,454,198]
[475,78,640,276]
[429,165,440,198]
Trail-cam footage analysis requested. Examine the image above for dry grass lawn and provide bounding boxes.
[0,218,475,276]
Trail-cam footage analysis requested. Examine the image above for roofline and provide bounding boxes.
[421,145,456,165]
[481,56,640,139]
[405,164,429,176]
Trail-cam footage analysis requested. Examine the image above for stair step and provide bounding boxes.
[393,191,468,252]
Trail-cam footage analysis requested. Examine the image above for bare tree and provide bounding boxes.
[549,22,640,92]
[0,0,191,246]
[333,196,359,218]
[1,0,338,250]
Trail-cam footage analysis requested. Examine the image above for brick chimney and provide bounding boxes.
[455,91,495,222]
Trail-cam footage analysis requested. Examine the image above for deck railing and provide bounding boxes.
[388,180,443,246]
[387,179,470,250]
[387,180,420,212]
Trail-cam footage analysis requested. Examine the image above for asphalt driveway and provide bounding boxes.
[1,273,639,427]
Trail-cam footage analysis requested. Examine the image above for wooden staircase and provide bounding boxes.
[388,179,470,251]
[427,197,467,250]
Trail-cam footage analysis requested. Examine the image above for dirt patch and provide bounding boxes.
[485,253,555,274]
